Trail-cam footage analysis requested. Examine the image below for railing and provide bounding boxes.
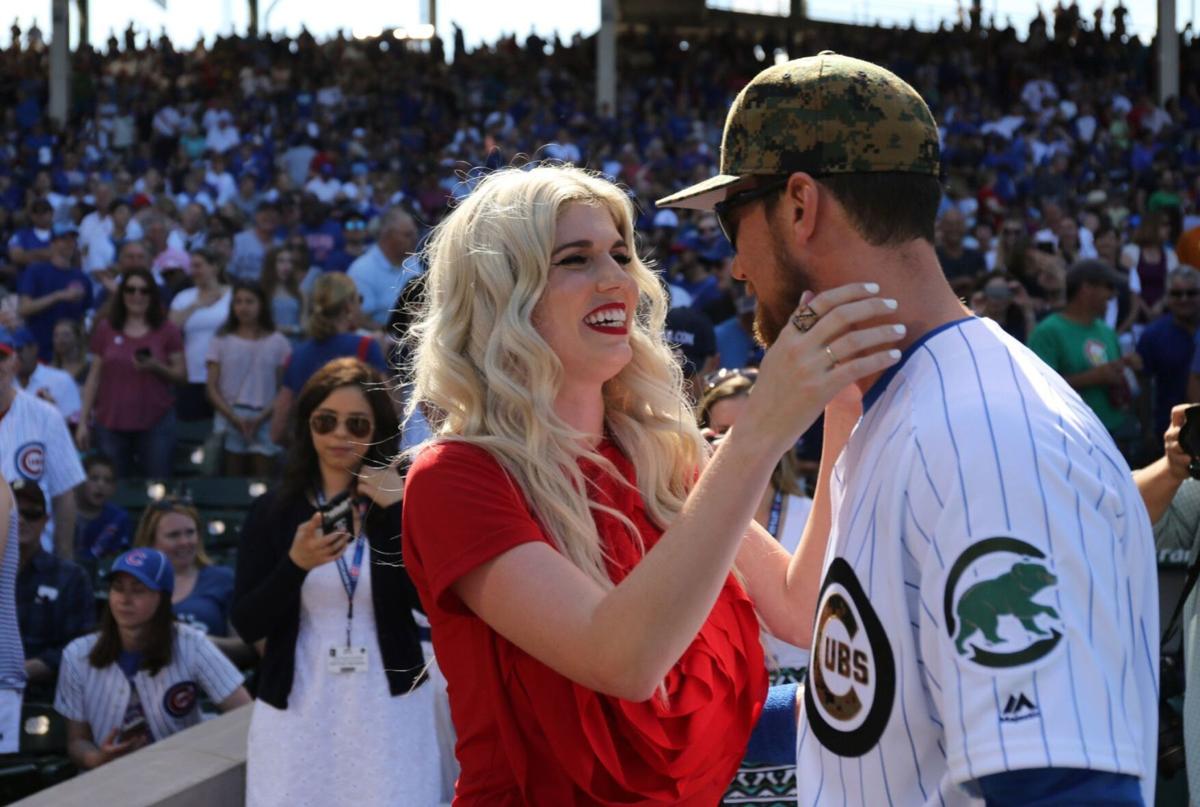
[13,706,251,807]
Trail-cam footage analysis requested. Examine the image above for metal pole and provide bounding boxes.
[76,0,88,50]
[1159,0,1179,103]
[248,0,259,37]
[49,0,70,127]
[596,0,617,117]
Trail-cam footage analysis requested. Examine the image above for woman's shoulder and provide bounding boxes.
[408,440,507,481]
[62,633,99,664]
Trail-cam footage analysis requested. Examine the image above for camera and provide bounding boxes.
[1180,405,1200,479]
[320,490,354,535]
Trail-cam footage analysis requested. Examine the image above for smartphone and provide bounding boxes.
[118,714,148,744]
[1179,405,1200,458]
[320,490,354,535]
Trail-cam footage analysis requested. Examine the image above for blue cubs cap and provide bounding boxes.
[0,328,16,356]
[10,328,36,350]
[111,548,175,594]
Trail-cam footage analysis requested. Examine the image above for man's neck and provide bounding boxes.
[1060,302,1097,326]
[18,542,37,571]
[16,367,33,388]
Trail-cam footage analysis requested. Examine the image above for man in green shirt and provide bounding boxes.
[1028,259,1142,458]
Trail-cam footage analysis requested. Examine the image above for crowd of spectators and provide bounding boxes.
[0,0,1196,791]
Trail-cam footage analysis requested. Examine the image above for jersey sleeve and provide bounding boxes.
[913,401,1149,787]
[402,442,547,615]
[184,628,243,703]
[53,638,88,722]
[41,402,86,497]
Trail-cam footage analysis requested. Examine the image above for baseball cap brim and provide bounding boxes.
[656,173,743,211]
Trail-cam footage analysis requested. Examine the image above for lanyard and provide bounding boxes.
[317,489,368,647]
[767,489,784,538]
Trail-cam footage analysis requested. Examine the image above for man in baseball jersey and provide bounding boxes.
[660,52,1157,805]
[0,327,85,557]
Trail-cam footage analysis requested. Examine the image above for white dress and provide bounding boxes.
[246,542,440,806]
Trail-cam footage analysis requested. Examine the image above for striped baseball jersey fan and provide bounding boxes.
[795,316,1158,806]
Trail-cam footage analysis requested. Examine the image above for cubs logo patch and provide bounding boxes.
[804,558,895,757]
[163,681,198,718]
[124,549,147,567]
[944,537,1063,669]
[15,442,44,481]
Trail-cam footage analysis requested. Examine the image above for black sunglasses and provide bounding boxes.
[310,412,373,439]
[1169,289,1200,299]
[18,508,46,522]
[122,285,152,296]
[713,178,791,252]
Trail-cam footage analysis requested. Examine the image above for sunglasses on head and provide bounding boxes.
[713,178,791,252]
[701,367,759,396]
[309,412,373,439]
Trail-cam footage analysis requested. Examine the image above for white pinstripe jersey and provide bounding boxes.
[796,317,1158,806]
[54,624,243,744]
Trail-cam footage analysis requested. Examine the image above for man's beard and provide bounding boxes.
[753,227,816,347]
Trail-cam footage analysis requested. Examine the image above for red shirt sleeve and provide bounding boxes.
[403,441,547,615]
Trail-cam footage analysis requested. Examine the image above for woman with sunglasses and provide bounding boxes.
[132,499,254,667]
[76,268,185,479]
[401,165,902,804]
[232,358,438,806]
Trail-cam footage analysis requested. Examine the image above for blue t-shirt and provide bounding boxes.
[714,318,762,370]
[282,334,388,393]
[7,228,50,254]
[1138,314,1195,436]
[18,262,94,360]
[173,565,234,637]
[75,502,132,562]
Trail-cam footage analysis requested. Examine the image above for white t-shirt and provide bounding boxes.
[205,332,292,410]
[170,287,233,383]
[15,364,81,421]
[796,317,1157,806]
[55,626,243,745]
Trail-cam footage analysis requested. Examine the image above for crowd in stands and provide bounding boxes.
[0,0,1196,795]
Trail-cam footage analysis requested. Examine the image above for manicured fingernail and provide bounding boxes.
[883,298,898,309]
[892,324,907,335]
[888,349,901,359]
[864,282,880,293]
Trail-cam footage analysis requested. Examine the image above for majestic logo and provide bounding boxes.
[804,559,895,757]
[163,681,198,718]
[1001,692,1040,723]
[944,537,1063,668]
[15,442,44,480]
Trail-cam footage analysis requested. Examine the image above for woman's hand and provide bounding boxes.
[75,421,91,452]
[237,416,258,441]
[287,512,350,571]
[734,283,903,456]
[357,464,404,509]
[93,727,146,767]
[1164,403,1194,482]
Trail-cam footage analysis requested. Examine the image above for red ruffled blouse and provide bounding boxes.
[403,440,767,805]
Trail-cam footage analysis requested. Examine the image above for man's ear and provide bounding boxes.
[782,172,820,248]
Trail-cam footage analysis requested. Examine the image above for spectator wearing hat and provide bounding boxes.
[77,268,186,480]
[1029,260,1143,458]
[0,327,85,558]
[664,305,718,401]
[7,198,53,270]
[12,327,80,421]
[54,547,250,770]
[228,202,283,282]
[17,222,93,362]
[348,206,422,327]
[14,477,93,696]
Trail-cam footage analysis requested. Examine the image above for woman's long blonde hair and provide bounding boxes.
[407,165,705,589]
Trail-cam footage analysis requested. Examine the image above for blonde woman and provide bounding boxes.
[267,272,387,446]
[401,165,903,804]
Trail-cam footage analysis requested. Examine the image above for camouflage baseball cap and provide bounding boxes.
[657,52,940,210]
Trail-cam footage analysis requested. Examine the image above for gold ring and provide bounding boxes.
[790,306,819,333]
[824,345,839,367]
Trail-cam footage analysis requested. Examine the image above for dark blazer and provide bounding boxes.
[231,488,426,709]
